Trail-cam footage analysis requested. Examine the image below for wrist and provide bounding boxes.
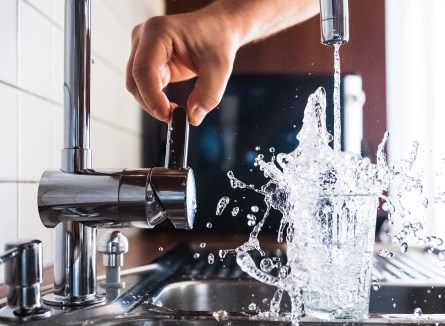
[199,0,256,47]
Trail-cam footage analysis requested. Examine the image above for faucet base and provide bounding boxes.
[42,292,105,307]
[0,305,51,322]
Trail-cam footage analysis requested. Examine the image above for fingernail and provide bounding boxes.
[191,108,207,125]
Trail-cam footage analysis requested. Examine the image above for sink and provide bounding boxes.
[151,279,445,315]
[4,245,445,325]
[153,280,291,313]
[146,246,445,316]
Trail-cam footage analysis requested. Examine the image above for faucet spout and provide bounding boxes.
[319,0,349,45]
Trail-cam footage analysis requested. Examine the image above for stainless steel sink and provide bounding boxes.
[3,245,445,325]
[152,280,290,313]
[151,279,445,315]
[147,245,445,315]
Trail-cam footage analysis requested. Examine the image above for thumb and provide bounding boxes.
[187,59,233,126]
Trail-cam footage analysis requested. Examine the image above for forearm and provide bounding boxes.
[202,0,319,46]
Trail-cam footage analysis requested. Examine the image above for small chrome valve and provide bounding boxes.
[98,231,128,288]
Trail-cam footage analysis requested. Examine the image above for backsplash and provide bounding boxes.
[0,0,164,283]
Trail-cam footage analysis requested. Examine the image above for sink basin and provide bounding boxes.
[151,279,445,315]
[153,280,291,313]
[4,245,445,325]
[145,246,445,316]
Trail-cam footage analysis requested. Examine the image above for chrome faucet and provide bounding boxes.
[319,0,349,45]
[37,0,196,306]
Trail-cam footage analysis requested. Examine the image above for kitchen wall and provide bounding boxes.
[0,0,164,283]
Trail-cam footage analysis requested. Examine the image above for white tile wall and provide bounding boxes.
[0,0,165,284]
[0,0,18,85]
[18,0,53,101]
[0,184,18,282]
[0,84,18,181]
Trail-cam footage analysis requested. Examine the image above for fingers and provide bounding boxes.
[126,25,148,112]
[126,20,172,122]
[187,57,233,126]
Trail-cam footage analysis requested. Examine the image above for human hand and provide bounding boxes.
[126,8,241,126]
[126,0,319,126]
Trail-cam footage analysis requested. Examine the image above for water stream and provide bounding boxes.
[333,44,342,151]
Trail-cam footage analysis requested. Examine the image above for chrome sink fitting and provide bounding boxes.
[0,240,51,321]
[37,0,196,307]
[319,0,349,45]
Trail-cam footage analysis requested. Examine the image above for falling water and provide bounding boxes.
[333,44,342,151]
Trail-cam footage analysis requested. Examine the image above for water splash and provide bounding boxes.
[218,86,431,321]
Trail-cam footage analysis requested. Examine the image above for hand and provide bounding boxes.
[126,9,240,126]
[126,0,319,126]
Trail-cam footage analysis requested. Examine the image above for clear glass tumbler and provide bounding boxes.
[290,195,378,320]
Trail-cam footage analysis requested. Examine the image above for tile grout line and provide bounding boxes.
[1,79,142,137]
[0,80,62,107]
[0,180,39,184]
[21,0,63,31]
[91,115,143,137]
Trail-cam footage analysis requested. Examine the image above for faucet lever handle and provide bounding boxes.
[165,107,189,169]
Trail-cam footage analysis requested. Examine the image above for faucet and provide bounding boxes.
[37,0,196,306]
[319,0,349,45]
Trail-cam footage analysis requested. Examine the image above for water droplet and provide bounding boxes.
[231,207,239,216]
[248,303,257,311]
[400,242,408,252]
[278,266,289,279]
[247,220,256,227]
[393,303,397,308]
[414,307,422,317]
[260,258,274,272]
[199,242,206,248]
[219,249,228,259]
[269,147,275,153]
[251,206,259,213]
[158,247,163,251]
[255,146,261,151]
[206,222,213,229]
[247,213,256,221]
[216,196,230,215]
[212,310,228,321]
[378,249,394,259]
[382,201,395,214]
[193,253,200,259]
[208,253,214,264]
[372,279,380,291]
